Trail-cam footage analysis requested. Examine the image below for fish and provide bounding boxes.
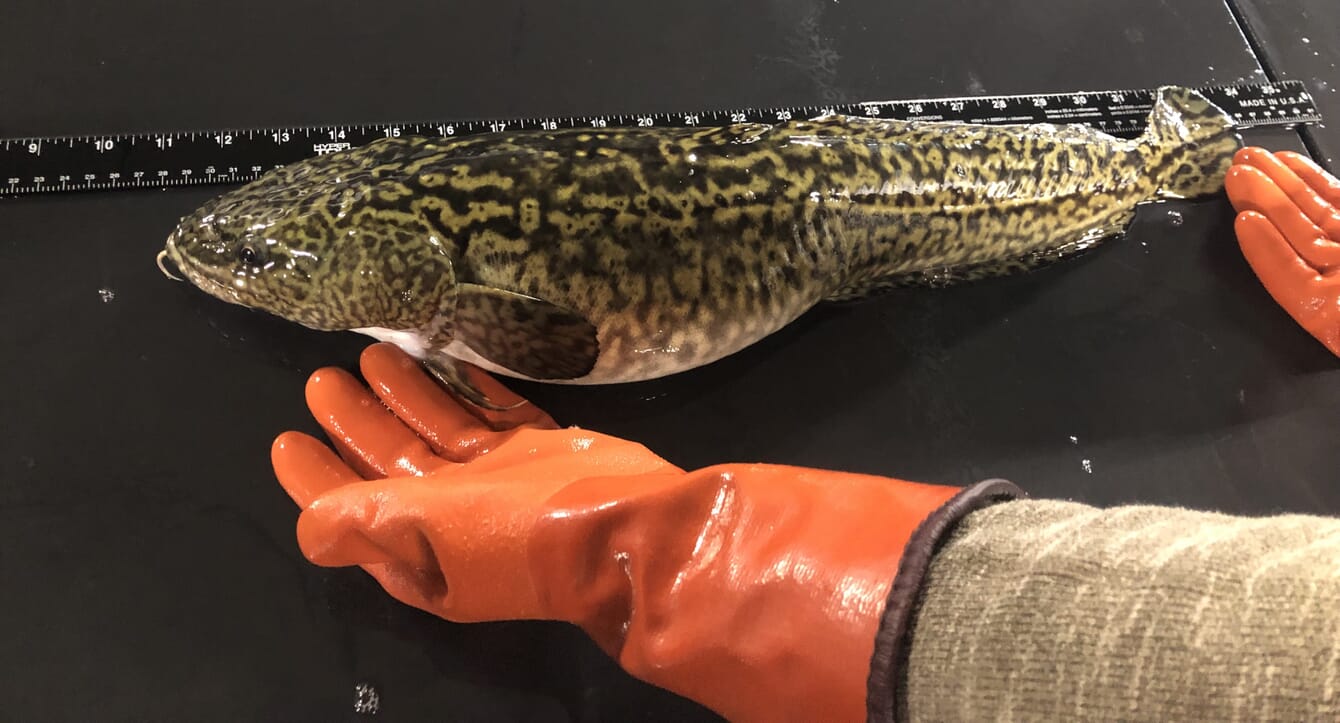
[159,86,1240,408]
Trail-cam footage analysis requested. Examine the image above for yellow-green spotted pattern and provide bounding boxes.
[162,86,1239,390]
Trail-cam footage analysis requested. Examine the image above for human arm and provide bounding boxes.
[272,343,1340,721]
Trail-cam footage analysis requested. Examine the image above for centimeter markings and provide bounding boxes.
[1,80,1322,197]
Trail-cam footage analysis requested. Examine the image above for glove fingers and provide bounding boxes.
[306,366,454,479]
[1235,211,1340,353]
[296,479,442,570]
[295,475,546,621]
[1276,150,1340,209]
[1234,147,1340,242]
[1225,165,1340,271]
[358,343,557,463]
[271,431,364,508]
[1236,211,1321,286]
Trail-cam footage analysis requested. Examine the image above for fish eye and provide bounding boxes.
[238,243,263,266]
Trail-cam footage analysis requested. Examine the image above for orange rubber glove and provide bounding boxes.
[271,343,1022,723]
[1225,147,1340,356]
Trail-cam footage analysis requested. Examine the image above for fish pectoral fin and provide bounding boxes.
[454,283,599,381]
[423,354,527,412]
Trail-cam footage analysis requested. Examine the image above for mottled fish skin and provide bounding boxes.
[162,86,1240,388]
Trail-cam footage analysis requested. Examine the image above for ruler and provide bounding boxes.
[0,80,1321,198]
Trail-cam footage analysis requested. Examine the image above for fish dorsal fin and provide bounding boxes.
[452,283,599,380]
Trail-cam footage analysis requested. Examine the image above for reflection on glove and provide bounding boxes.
[1225,147,1340,356]
[271,343,1018,722]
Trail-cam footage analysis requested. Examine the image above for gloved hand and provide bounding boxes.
[272,342,1020,723]
[1225,147,1340,356]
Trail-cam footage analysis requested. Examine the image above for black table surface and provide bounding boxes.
[3,1,1337,721]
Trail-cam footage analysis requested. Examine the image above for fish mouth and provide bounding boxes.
[156,246,184,282]
[158,232,248,307]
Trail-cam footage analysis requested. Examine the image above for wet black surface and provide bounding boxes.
[1234,0,1340,170]
[2,1,1337,721]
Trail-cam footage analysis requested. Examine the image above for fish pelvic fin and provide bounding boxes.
[423,354,527,412]
[1141,86,1243,200]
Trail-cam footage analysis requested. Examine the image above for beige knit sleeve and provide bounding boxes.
[901,499,1340,721]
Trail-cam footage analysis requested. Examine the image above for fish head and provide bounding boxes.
[160,149,458,331]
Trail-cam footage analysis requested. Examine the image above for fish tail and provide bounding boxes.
[1141,85,1242,199]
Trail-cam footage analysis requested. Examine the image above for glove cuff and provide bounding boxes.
[866,478,1025,723]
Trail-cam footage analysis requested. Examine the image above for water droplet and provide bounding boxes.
[98,287,116,303]
[354,684,380,715]
[1081,459,1093,474]
[966,72,986,95]
[1167,210,1184,226]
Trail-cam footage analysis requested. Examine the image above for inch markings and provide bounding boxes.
[1,80,1322,197]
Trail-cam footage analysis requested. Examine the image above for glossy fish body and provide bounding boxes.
[162,86,1239,403]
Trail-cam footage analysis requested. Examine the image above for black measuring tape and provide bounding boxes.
[1,80,1321,198]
